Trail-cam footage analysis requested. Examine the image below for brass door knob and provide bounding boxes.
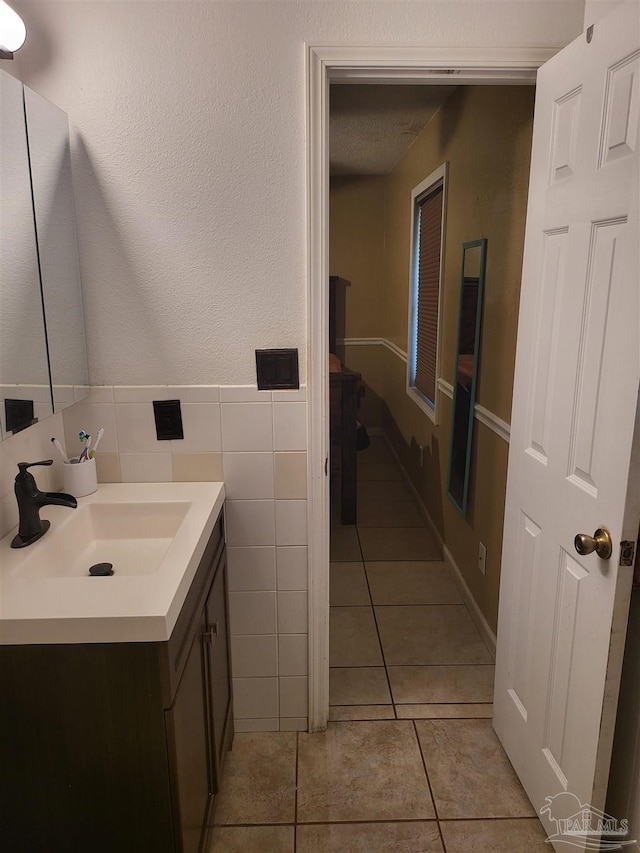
[574,526,612,560]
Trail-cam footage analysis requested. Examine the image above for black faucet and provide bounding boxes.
[10,460,78,549]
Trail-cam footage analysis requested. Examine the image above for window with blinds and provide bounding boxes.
[407,163,447,421]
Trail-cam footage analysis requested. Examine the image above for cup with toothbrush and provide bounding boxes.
[52,428,102,497]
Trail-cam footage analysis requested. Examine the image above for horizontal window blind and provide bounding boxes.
[414,183,443,405]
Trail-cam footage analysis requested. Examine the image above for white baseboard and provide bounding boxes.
[442,543,497,661]
[381,433,497,661]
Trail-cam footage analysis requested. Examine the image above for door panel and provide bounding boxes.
[494,4,640,850]
[205,554,232,780]
[165,609,211,853]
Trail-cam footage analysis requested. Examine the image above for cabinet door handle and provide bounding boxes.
[203,623,218,643]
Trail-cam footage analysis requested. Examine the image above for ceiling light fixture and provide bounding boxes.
[0,1,27,59]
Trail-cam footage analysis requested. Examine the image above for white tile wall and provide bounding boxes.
[278,634,308,676]
[275,500,308,546]
[220,386,272,403]
[279,717,308,732]
[47,383,309,732]
[276,546,308,590]
[232,677,279,718]
[279,676,309,717]
[234,718,280,733]
[63,399,119,455]
[225,500,275,546]
[229,591,277,635]
[166,386,220,403]
[227,546,276,592]
[220,403,273,451]
[223,452,274,499]
[176,403,222,452]
[113,385,168,403]
[272,386,306,403]
[277,591,308,634]
[231,635,278,678]
[273,402,307,451]
[120,452,172,483]
[115,403,163,453]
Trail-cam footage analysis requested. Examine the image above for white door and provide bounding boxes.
[494,3,640,850]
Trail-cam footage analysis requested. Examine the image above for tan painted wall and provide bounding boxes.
[383,85,535,421]
[329,176,387,339]
[330,85,535,633]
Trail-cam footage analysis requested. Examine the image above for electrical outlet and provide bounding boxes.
[478,541,487,575]
[153,399,184,440]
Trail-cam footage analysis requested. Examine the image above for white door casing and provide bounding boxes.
[305,46,555,733]
[493,4,640,848]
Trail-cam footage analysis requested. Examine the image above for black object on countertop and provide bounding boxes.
[11,460,77,549]
[89,562,114,576]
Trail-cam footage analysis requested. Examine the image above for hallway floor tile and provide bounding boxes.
[438,818,548,851]
[297,721,435,823]
[374,604,494,665]
[213,732,296,825]
[329,562,370,605]
[357,500,426,527]
[329,666,391,705]
[296,821,443,852]
[329,606,383,667]
[415,718,537,819]
[358,526,442,561]
[387,664,495,704]
[365,560,462,605]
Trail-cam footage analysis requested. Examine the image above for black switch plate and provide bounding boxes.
[5,398,36,434]
[153,399,184,441]
[255,348,299,390]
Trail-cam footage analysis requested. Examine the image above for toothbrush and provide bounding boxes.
[78,430,91,462]
[89,427,104,459]
[80,435,92,462]
[51,437,70,465]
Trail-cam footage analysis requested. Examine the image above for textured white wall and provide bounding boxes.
[6,0,584,385]
[584,0,629,25]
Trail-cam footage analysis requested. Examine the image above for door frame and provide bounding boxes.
[305,44,558,732]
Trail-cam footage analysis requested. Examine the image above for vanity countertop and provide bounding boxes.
[0,482,225,645]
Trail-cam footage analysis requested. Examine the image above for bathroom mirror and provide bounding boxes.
[0,72,52,438]
[24,86,88,414]
[447,238,487,516]
[0,71,88,439]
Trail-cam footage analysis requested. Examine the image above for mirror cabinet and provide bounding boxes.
[0,71,88,440]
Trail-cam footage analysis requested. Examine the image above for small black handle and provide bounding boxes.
[17,460,54,474]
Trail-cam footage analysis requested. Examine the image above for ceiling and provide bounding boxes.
[329,84,457,176]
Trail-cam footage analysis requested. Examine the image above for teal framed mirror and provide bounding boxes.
[447,238,487,516]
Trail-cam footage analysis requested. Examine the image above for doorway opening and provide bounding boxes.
[326,80,535,723]
[307,18,640,844]
[305,46,552,732]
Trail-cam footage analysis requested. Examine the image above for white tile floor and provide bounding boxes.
[208,437,548,851]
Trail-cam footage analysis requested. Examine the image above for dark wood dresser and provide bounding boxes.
[329,275,360,524]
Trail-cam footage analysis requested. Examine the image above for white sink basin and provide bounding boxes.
[14,501,191,579]
[0,482,225,645]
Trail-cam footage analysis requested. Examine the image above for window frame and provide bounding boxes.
[406,162,448,423]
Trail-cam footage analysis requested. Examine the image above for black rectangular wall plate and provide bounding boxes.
[255,348,299,390]
[5,398,36,434]
[153,399,184,441]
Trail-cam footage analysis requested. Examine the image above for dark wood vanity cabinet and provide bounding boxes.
[0,510,233,853]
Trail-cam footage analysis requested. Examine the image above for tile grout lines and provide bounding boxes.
[413,718,448,853]
[293,731,299,852]
[354,522,398,719]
